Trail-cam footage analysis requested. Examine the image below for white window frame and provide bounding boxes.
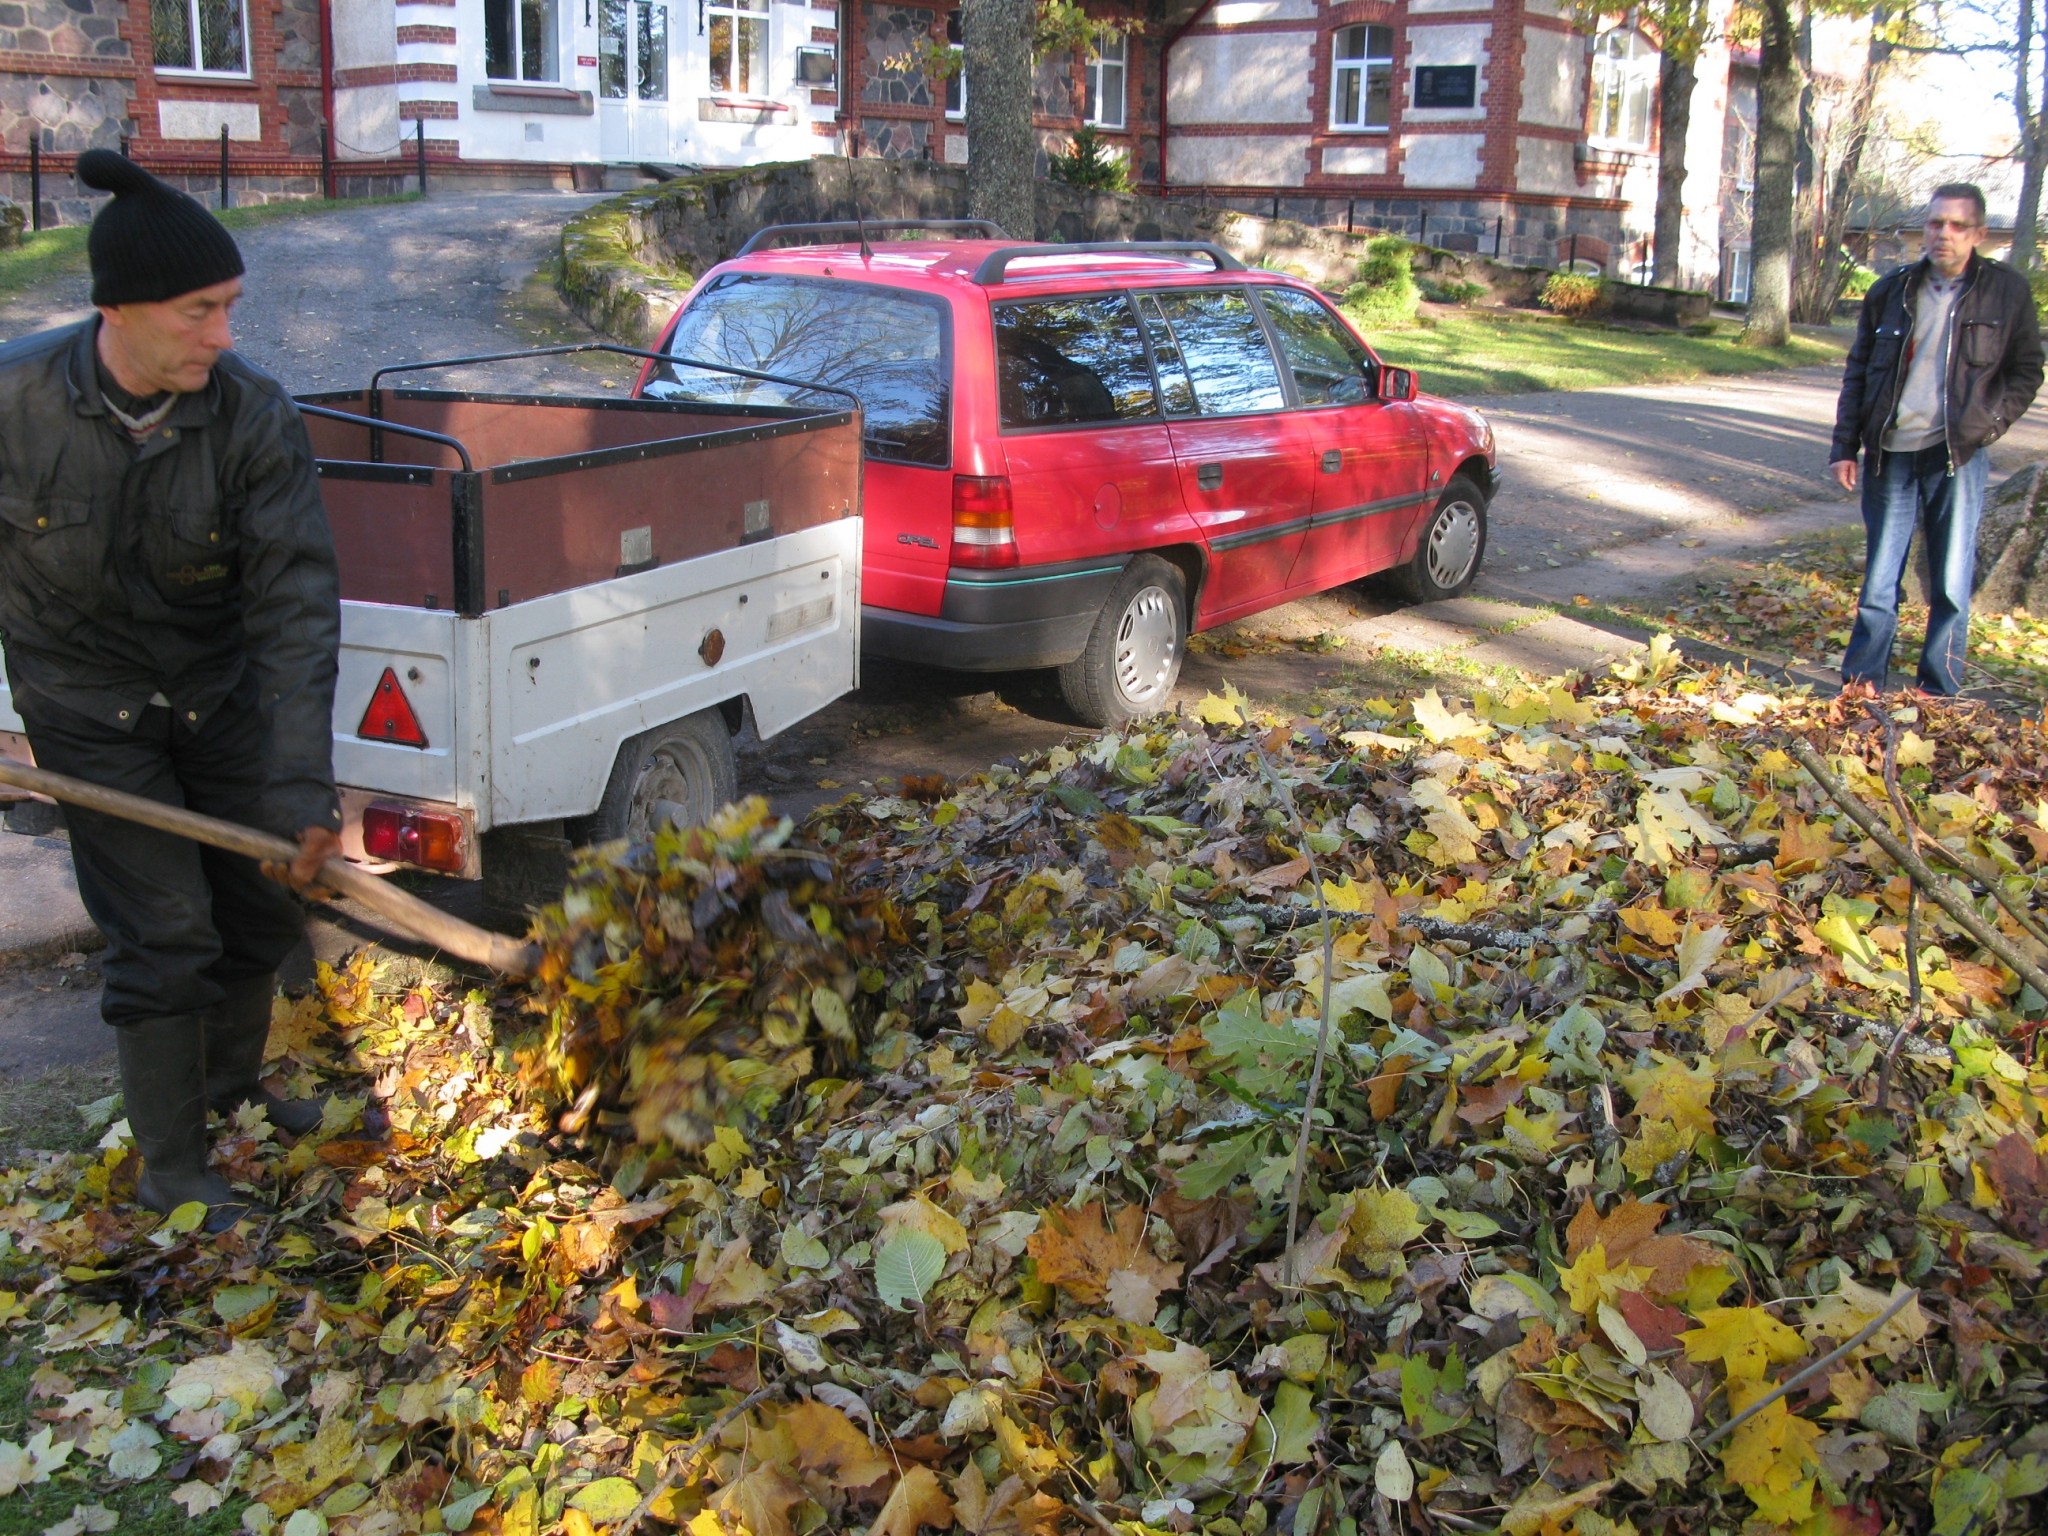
[1329,24,1393,133]
[709,0,772,97]
[1085,33,1126,130]
[484,0,562,82]
[1725,247,1752,304]
[1590,27,1655,151]
[151,0,250,77]
[945,9,965,119]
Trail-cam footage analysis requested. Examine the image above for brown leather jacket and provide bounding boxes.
[1831,251,2045,471]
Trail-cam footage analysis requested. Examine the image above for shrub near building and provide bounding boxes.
[1344,235,1421,330]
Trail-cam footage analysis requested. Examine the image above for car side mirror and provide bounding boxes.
[1382,367,1418,402]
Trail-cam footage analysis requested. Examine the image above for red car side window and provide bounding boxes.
[1147,289,1287,416]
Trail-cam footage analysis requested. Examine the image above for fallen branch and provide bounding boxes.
[616,1382,780,1536]
[1787,738,2048,1005]
[1695,1289,1917,1450]
[1868,704,1926,1114]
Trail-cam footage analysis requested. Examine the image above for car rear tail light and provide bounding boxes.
[360,803,466,873]
[356,667,428,748]
[950,475,1017,569]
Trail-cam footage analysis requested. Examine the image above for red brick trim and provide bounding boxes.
[1523,12,1583,34]
[397,24,459,44]
[335,64,398,87]
[1171,122,1326,137]
[1180,19,1317,35]
[399,100,460,119]
[400,63,459,82]
[811,24,836,40]
[0,50,131,77]
[810,88,839,105]
[810,120,842,135]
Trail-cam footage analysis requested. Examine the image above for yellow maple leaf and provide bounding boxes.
[872,1465,957,1536]
[1411,687,1488,743]
[1680,1306,1807,1381]
[1620,1117,1694,1180]
[1619,1052,1718,1138]
[1718,1385,1821,1525]
[1557,1242,1652,1315]
[1620,904,1685,947]
[1409,776,1484,865]
[1774,814,1843,874]
[1193,685,1249,726]
[1343,1187,1428,1274]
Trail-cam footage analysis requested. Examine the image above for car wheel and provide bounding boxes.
[1058,554,1186,728]
[582,707,739,846]
[1394,476,1488,604]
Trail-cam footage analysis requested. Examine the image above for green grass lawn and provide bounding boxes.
[1358,306,1848,400]
[0,193,424,303]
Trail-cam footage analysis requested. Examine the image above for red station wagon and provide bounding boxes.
[632,223,1500,726]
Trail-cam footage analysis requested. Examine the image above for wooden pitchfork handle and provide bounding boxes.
[0,757,539,978]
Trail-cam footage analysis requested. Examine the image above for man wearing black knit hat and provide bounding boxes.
[0,151,342,1231]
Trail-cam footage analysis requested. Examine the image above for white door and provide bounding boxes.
[599,0,670,161]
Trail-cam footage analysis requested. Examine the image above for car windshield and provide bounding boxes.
[643,273,952,467]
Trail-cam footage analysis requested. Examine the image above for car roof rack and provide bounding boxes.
[970,241,1245,285]
[735,219,1009,256]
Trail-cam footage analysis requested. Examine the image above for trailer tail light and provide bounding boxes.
[360,803,466,873]
[950,475,1017,569]
[357,667,428,748]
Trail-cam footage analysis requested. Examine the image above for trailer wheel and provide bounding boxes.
[585,708,739,846]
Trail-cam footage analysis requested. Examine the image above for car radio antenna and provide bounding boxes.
[844,158,874,263]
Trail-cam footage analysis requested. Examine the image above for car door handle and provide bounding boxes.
[1196,462,1223,491]
[1321,449,1343,473]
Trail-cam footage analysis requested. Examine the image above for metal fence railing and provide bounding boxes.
[19,120,433,232]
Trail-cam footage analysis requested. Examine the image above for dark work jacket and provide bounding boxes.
[0,318,341,838]
[1831,251,2045,471]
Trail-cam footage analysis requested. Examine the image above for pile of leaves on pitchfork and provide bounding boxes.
[3,642,2048,1536]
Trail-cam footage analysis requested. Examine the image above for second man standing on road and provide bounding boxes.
[1829,183,2044,696]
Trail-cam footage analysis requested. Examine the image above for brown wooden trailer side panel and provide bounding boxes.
[375,396,767,469]
[477,421,862,606]
[319,471,459,608]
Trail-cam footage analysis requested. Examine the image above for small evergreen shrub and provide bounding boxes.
[1539,271,1602,318]
[1343,236,1421,329]
[1419,275,1487,306]
[1842,263,1879,299]
[1048,126,1131,193]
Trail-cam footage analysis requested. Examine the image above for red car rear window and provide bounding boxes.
[644,272,954,467]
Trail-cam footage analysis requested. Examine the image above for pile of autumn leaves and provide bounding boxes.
[3,649,2048,1536]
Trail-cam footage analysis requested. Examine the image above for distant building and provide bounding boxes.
[2,0,1751,290]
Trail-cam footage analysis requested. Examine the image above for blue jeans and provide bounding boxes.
[1841,443,1989,695]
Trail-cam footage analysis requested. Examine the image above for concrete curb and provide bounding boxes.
[0,923,106,974]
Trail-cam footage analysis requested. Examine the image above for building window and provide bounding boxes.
[1330,25,1393,132]
[710,0,770,95]
[1725,247,1752,304]
[1086,33,1126,129]
[945,9,965,118]
[152,0,248,74]
[1591,28,1655,149]
[486,0,559,80]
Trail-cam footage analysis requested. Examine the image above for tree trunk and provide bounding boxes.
[963,0,1038,237]
[1744,0,1799,348]
[1653,50,1695,288]
[2015,0,2045,270]
[1790,7,1885,324]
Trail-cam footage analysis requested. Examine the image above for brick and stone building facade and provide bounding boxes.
[3,0,1749,291]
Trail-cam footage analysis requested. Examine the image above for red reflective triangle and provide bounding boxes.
[356,666,428,749]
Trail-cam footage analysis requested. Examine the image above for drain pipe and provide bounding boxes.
[1158,0,1218,194]
[318,0,338,198]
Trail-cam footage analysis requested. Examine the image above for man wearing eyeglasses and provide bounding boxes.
[1829,183,2042,695]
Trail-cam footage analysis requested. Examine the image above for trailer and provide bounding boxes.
[1,345,864,921]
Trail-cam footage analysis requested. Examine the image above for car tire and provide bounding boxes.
[1394,476,1489,604]
[1058,554,1186,728]
[581,707,739,846]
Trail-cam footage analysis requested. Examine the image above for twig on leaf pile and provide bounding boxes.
[1786,737,2048,1009]
[1867,703,1926,1114]
[615,1382,781,1536]
[1694,1288,1918,1450]
[1237,735,1336,1282]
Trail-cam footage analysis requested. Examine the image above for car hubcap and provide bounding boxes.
[1426,500,1481,590]
[629,741,715,842]
[1113,584,1179,709]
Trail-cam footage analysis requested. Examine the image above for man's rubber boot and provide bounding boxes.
[116,1015,257,1234]
[206,975,325,1137]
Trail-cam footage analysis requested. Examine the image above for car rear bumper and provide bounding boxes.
[863,555,1129,671]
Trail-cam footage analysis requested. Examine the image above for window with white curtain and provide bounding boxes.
[710,0,769,94]
[1590,28,1655,149]
[946,9,965,118]
[152,0,248,74]
[1086,34,1126,129]
[1330,25,1393,131]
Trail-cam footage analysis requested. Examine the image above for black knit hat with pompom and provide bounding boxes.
[77,149,244,306]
